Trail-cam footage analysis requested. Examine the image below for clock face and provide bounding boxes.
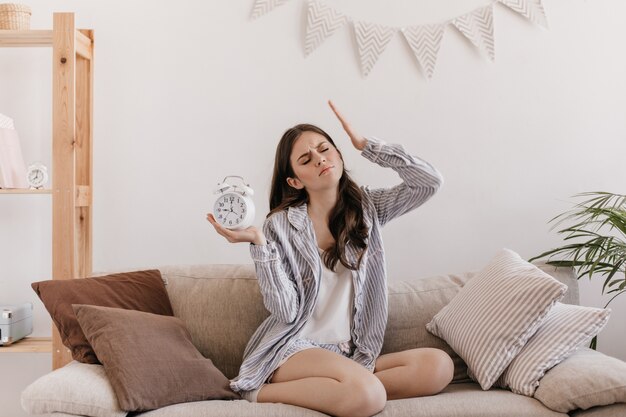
[27,167,47,188]
[214,193,249,228]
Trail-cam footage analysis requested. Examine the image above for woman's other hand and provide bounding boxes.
[206,213,267,245]
[328,99,367,151]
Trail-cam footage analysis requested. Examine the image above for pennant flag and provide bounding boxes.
[497,0,548,28]
[354,21,397,76]
[402,24,445,79]
[304,0,349,56]
[250,0,291,20]
[452,5,495,62]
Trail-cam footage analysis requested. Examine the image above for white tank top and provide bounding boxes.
[299,249,354,344]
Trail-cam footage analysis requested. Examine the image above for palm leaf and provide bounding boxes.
[532,191,626,322]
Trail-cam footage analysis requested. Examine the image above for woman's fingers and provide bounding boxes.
[328,99,349,128]
[207,213,257,243]
[207,213,235,240]
[328,99,367,151]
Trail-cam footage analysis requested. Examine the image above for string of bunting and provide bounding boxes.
[250,0,548,78]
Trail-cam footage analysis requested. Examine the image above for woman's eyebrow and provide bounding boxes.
[297,142,327,161]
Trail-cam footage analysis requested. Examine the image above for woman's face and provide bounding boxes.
[288,131,343,192]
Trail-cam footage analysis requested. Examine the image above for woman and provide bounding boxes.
[207,100,453,417]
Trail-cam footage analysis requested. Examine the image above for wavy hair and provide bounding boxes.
[268,124,368,271]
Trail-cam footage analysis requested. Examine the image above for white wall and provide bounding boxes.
[1,0,625,415]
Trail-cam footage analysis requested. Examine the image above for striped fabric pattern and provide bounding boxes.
[230,137,444,395]
[426,248,567,390]
[498,302,611,396]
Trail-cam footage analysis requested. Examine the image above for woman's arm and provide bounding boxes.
[362,138,443,227]
[327,99,443,227]
[249,217,300,323]
[206,213,299,323]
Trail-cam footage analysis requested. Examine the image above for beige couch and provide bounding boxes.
[23,263,626,417]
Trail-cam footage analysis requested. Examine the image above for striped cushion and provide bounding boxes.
[426,248,567,390]
[497,302,611,396]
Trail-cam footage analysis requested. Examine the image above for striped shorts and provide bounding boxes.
[240,338,356,402]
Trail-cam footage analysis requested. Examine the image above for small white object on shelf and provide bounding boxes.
[0,303,33,346]
[0,113,28,189]
[26,162,49,189]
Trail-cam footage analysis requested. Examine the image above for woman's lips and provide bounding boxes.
[319,166,334,176]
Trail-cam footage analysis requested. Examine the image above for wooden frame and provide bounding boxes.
[0,13,94,370]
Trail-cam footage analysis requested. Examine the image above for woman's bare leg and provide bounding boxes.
[374,348,454,400]
[257,348,386,417]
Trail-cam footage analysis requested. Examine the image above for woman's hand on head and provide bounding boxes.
[206,213,267,245]
[328,99,367,151]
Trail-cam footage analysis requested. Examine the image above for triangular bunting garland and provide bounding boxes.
[304,0,349,56]
[354,21,397,77]
[452,5,496,62]
[402,24,445,79]
[497,0,548,28]
[249,0,550,79]
[250,0,291,20]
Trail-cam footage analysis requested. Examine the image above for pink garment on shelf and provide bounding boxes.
[0,127,28,189]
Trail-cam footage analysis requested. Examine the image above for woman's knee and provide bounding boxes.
[336,373,387,417]
[420,348,454,394]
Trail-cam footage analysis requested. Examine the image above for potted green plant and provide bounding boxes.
[529,191,626,348]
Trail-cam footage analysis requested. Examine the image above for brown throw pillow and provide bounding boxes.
[32,269,174,364]
[73,304,240,411]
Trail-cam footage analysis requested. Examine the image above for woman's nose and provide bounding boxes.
[315,155,326,166]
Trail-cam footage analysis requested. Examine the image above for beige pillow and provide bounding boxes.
[21,361,126,417]
[534,348,626,412]
[426,248,567,390]
[497,302,610,396]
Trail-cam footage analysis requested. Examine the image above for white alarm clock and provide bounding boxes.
[26,162,49,189]
[213,176,255,230]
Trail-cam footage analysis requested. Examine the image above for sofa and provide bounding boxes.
[21,262,626,417]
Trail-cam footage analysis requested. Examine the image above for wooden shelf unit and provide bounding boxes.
[0,188,52,194]
[0,337,52,353]
[0,13,94,370]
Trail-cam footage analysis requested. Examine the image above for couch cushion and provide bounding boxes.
[571,404,626,417]
[497,302,610,396]
[31,269,174,364]
[534,348,626,412]
[384,271,474,382]
[73,304,240,411]
[160,264,264,380]
[380,383,567,417]
[136,400,328,417]
[21,361,126,417]
[426,248,567,390]
[133,383,566,417]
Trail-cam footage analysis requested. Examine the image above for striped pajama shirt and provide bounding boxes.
[230,137,444,396]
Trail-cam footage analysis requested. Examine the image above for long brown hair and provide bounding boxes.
[268,124,368,271]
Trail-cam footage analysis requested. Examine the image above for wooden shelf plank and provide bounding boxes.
[0,337,52,353]
[0,188,52,194]
[0,30,53,46]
